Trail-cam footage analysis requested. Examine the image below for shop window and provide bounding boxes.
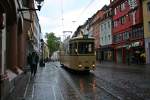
[123,32,129,40]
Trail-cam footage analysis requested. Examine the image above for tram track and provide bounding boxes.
[59,67,86,100]
[95,75,145,100]
[51,62,145,100]
[50,62,85,100]
[51,62,123,100]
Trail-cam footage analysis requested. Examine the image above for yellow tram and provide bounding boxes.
[60,36,96,71]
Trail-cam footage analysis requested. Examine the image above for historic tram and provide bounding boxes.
[60,35,96,71]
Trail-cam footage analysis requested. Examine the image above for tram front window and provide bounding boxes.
[78,42,94,54]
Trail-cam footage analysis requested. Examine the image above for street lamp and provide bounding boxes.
[18,0,44,11]
[40,39,45,67]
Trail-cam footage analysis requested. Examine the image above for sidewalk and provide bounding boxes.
[5,71,30,100]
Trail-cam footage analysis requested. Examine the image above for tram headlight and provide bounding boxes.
[78,62,82,67]
[78,64,82,67]
[92,61,95,67]
[92,64,95,67]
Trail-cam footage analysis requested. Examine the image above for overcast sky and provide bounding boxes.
[37,0,110,40]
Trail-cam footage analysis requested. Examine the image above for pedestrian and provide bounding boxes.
[27,53,32,74]
[35,52,39,69]
[30,52,39,76]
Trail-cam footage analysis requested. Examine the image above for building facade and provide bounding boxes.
[143,0,150,64]
[0,0,24,99]
[111,0,144,64]
[33,12,41,54]
[0,0,42,99]
[90,10,104,62]
[100,5,113,62]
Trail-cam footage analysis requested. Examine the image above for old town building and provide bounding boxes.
[143,0,150,64]
[0,0,24,99]
[90,9,104,62]
[0,0,42,99]
[110,0,144,64]
[99,5,113,62]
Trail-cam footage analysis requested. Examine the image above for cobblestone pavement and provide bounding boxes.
[5,62,150,100]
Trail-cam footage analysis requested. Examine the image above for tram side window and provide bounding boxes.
[69,43,72,54]
[78,42,94,54]
[69,43,77,55]
[73,43,77,54]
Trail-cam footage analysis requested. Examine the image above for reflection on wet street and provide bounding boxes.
[24,62,150,100]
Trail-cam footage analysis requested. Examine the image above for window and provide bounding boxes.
[22,0,30,7]
[108,21,110,28]
[114,8,117,15]
[101,25,103,32]
[104,23,106,30]
[121,16,126,24]
[114,20,118,28]
[78,42,94,54]
[120,2,125,11]
[148,21,150,32]
[147,2,150,12]
[69,43,77,55]
[128,0,137,9]
[108,35,111,40]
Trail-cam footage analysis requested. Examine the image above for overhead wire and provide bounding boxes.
[60,0,64,29]
[76,0,97,22]
[60,0,65,40]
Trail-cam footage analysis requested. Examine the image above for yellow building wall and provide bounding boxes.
[143,0,150,38]
[44,45,49,59]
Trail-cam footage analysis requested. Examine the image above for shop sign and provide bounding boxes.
[131,42,140,47]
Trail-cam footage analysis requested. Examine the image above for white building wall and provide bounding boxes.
[1,14,6,75]
[33,13,41,54]
[100,18,112,46]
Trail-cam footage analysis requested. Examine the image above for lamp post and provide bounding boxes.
[40,39,45,67]
[18,0,44,11]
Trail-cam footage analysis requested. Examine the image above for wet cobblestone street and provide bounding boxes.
[6,62,150,100]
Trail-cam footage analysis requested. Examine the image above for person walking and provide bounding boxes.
[27,53,32,73]
[30,52,39,76]
[35,52,39,73]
